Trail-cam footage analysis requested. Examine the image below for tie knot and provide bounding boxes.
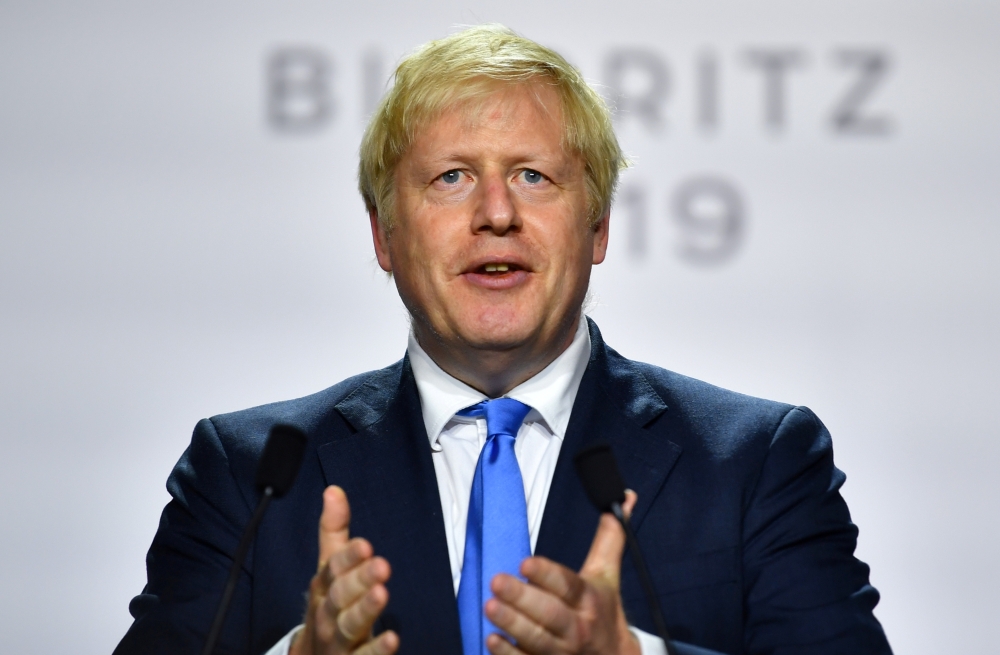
[460,398,532,439]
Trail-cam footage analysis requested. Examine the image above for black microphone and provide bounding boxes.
[201,424,308,655]
[574,444,678,655]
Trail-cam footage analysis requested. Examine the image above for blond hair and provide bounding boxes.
[358,24,627,230]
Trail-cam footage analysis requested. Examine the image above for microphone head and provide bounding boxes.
[574,443,627,513]
[255,424,307,498]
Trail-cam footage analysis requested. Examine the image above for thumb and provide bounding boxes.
[579,490,638,585]
[317,485,351,570]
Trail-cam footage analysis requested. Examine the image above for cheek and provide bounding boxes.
[548,223,594,270]
[394,235,432,285]
[389,223,453,298]
[556,230,596,294]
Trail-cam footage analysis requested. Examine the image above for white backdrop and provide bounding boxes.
[1,1,998,653]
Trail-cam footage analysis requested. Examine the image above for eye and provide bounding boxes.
[521,169,544,184]
[439,170,462,184]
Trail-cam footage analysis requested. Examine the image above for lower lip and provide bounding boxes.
[461,269,530,290]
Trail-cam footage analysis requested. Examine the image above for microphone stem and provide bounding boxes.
[202,486,274,655]
[612,503,678,655]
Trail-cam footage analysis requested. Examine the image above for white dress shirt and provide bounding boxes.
[409,316,591,594]
[266,317,666,655]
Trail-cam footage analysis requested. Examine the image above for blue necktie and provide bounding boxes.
[456,397,533,655]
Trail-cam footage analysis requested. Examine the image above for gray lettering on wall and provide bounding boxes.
[673,177,745,264]
[264,45,894,139]
[831,49,892,135]
[697,50,719,131]
[259,44,898,268]
[604,48,670,130]
[267,48,332,131]
[744,49,807,130]
[619,184,649,257]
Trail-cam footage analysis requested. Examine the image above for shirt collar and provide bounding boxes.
[408,316,592,450]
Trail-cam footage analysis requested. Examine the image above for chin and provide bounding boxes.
[455,311,543,352]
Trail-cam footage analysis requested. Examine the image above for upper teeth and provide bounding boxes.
[485,263,509,272]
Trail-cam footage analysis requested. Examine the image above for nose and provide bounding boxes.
[473,170,521,235]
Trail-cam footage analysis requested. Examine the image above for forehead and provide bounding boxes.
[408,82,568,154]
[456,82,562,126]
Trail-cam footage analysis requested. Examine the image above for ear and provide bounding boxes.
[591,209,610,265]
[369,210,393,272]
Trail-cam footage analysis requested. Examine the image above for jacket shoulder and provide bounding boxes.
[603,343,798,458]
[637,358,793,420]
[175,360,404,495]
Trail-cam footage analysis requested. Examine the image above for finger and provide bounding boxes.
[353,630,400,655]
[491,572,578,637]
[578,505,630,583]
[312,556,385,644]
[328,537,375,577]
[335,583,390,645]
[517,556,588,608]
[484,598,559,654]
[486,632,528,655]
[330,555,391,611]
[312,591,339,644]
[318,486,352,570]
[622,489,638,518]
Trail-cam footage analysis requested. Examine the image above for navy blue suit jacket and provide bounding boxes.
[115,320,891,654]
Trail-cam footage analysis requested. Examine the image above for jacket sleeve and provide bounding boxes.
[738,406,892,655]
[114,417,258,655]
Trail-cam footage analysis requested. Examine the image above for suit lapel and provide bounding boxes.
[535,320,682,570]
[317,358,462,654]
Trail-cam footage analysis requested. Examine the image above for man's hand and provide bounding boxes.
[290,486,399,655]
[483,491,641,655]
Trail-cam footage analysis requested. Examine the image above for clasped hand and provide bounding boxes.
[291,486,640,655]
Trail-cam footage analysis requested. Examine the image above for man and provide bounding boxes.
[115,25,892,655]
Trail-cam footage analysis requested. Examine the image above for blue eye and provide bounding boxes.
[440,170,461,184]
[522,169,543,184]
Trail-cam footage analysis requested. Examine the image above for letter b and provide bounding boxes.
[267,47,332,132]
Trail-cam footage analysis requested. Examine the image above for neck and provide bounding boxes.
[413,314,581,398]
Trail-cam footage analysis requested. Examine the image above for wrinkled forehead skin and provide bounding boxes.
[406,76,574,162]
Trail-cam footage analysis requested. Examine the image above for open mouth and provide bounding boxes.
[463,260,530,289]
[475,262,523,274]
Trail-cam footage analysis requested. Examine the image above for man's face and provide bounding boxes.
[371,83,608,364]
